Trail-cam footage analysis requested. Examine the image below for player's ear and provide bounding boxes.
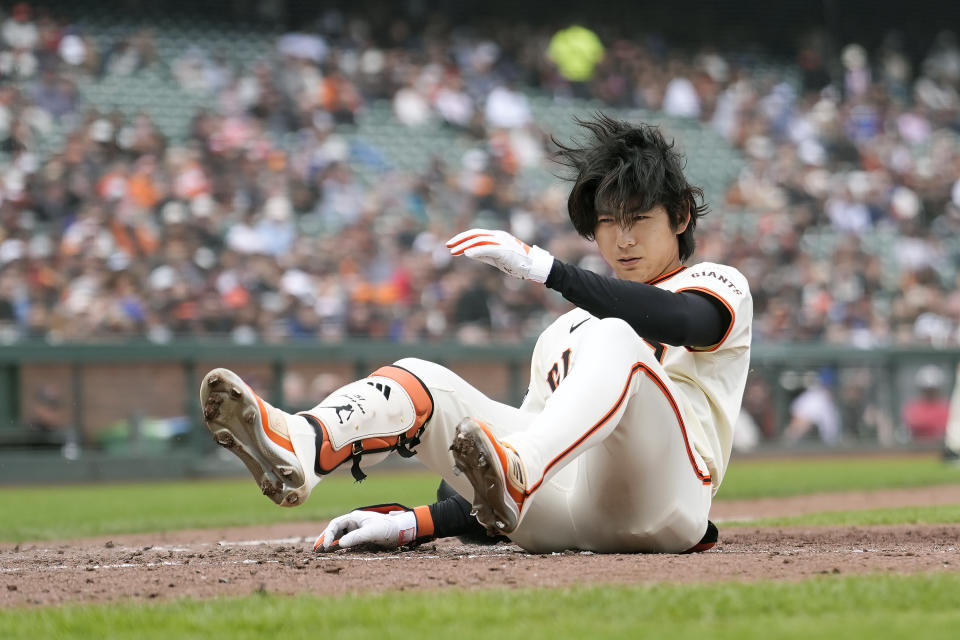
[675,204,691,235]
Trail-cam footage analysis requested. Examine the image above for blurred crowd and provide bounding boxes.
[1,2,960,348]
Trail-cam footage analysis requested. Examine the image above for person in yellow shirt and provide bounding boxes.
[547,25,605,97]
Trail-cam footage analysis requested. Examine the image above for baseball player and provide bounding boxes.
[943,363,960,462]
[200,114,752,553]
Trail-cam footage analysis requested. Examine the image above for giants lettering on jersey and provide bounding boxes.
[687,270,744,296]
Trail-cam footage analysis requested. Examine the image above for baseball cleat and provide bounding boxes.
[201,368,320,507]
[683,521,719,553]
[449,417,527,535]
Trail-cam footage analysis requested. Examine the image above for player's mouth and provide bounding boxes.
[617,257,642,266]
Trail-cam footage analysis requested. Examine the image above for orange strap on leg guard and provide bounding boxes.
[299,365,435,481]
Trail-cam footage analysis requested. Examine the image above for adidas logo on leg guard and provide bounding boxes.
[200,368,321,507]
[300,365,435,482]
[450,417,527,535]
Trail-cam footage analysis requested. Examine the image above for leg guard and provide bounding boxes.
[299,365,434,481]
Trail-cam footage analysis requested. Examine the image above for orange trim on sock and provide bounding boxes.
[370,365,435,435]
[247,384,295,453]
[413,505,434,539]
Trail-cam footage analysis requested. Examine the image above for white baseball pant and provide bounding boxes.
[309,318,713,553]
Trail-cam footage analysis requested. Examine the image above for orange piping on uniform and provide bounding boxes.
[641,365,713,485]
[526,361,711,495]
[676,286,736,352]
[646,265,688,286]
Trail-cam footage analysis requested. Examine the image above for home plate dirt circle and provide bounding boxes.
[1,486,958,608]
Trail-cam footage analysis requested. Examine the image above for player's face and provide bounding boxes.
[593,204,688,283]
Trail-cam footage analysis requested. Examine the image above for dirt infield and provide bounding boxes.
[2,486,958,608]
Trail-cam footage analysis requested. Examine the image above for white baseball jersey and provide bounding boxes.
[522,261,752,492]
[650,262,752,489]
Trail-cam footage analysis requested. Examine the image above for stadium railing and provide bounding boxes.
[0,341,956,483]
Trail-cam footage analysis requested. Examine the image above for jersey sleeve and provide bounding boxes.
[669,262,752,352]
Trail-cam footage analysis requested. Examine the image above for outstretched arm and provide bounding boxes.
[447,228,729,348]
[545,259,728,347]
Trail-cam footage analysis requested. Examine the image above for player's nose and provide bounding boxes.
[616,225,638,247]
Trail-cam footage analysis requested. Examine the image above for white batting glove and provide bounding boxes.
[446,228,554,284]
[314,509,418,552]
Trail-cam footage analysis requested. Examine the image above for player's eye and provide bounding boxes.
[597,215,615,224]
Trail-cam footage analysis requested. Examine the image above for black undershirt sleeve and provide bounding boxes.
[544,259,729,347]
[428,480,489,539]
[427,493,487,539]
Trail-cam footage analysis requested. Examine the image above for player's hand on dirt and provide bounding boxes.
[446,228,554,283]
[314,509,418,552]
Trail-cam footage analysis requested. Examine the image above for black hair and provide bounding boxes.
[552,113,708,261]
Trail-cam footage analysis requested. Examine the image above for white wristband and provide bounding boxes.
[392,509,418,546]
[527,245,554,284]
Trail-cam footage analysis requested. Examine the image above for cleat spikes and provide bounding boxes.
[449,417,525,535]
[260,478,281,498]
[199,367,313,509]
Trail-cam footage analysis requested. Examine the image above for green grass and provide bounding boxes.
[0,472,441,542]
[718,455,960,499]
[0,455,956,541]
[2,573,959,639]
[3,458,958,635]
[725,503,960,528]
